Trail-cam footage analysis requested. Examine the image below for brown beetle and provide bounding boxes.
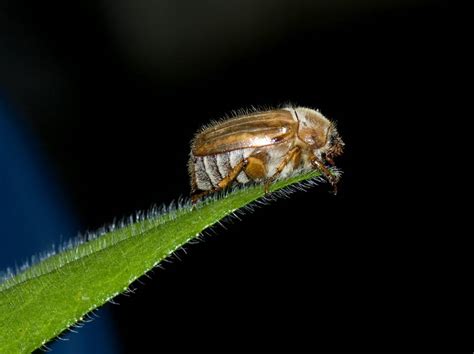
[189,106,344,201]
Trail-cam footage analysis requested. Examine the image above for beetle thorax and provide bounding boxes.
[293,107,331,149]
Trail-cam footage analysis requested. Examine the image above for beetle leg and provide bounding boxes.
[191,158,249,203]
[264,146,301,193]
[326,155,335,166]
[310,155,338,194]
[191,190,211,203]
[217,158,249,189]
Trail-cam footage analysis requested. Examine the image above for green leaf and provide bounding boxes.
[0,170,329,353]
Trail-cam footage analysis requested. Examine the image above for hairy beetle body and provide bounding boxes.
[189,106,344,201]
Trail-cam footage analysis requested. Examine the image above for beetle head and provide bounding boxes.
[322,126,344,165]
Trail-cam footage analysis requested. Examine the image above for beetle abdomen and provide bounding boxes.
[191,148,255,191]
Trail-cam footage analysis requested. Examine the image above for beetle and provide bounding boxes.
[189,106,344,202]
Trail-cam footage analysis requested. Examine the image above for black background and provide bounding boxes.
[1,1,468,352]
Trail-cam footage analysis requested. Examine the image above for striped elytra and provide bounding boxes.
[189,106,344,201]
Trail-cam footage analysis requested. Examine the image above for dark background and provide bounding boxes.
[0,1,467,352]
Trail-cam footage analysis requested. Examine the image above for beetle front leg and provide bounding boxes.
[310,155,339,194]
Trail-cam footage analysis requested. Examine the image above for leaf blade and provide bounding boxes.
[0,170,325,353]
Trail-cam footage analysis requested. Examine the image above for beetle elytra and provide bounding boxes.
[189,106,344,201]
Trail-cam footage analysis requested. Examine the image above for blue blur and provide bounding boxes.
[0,99,119,353]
